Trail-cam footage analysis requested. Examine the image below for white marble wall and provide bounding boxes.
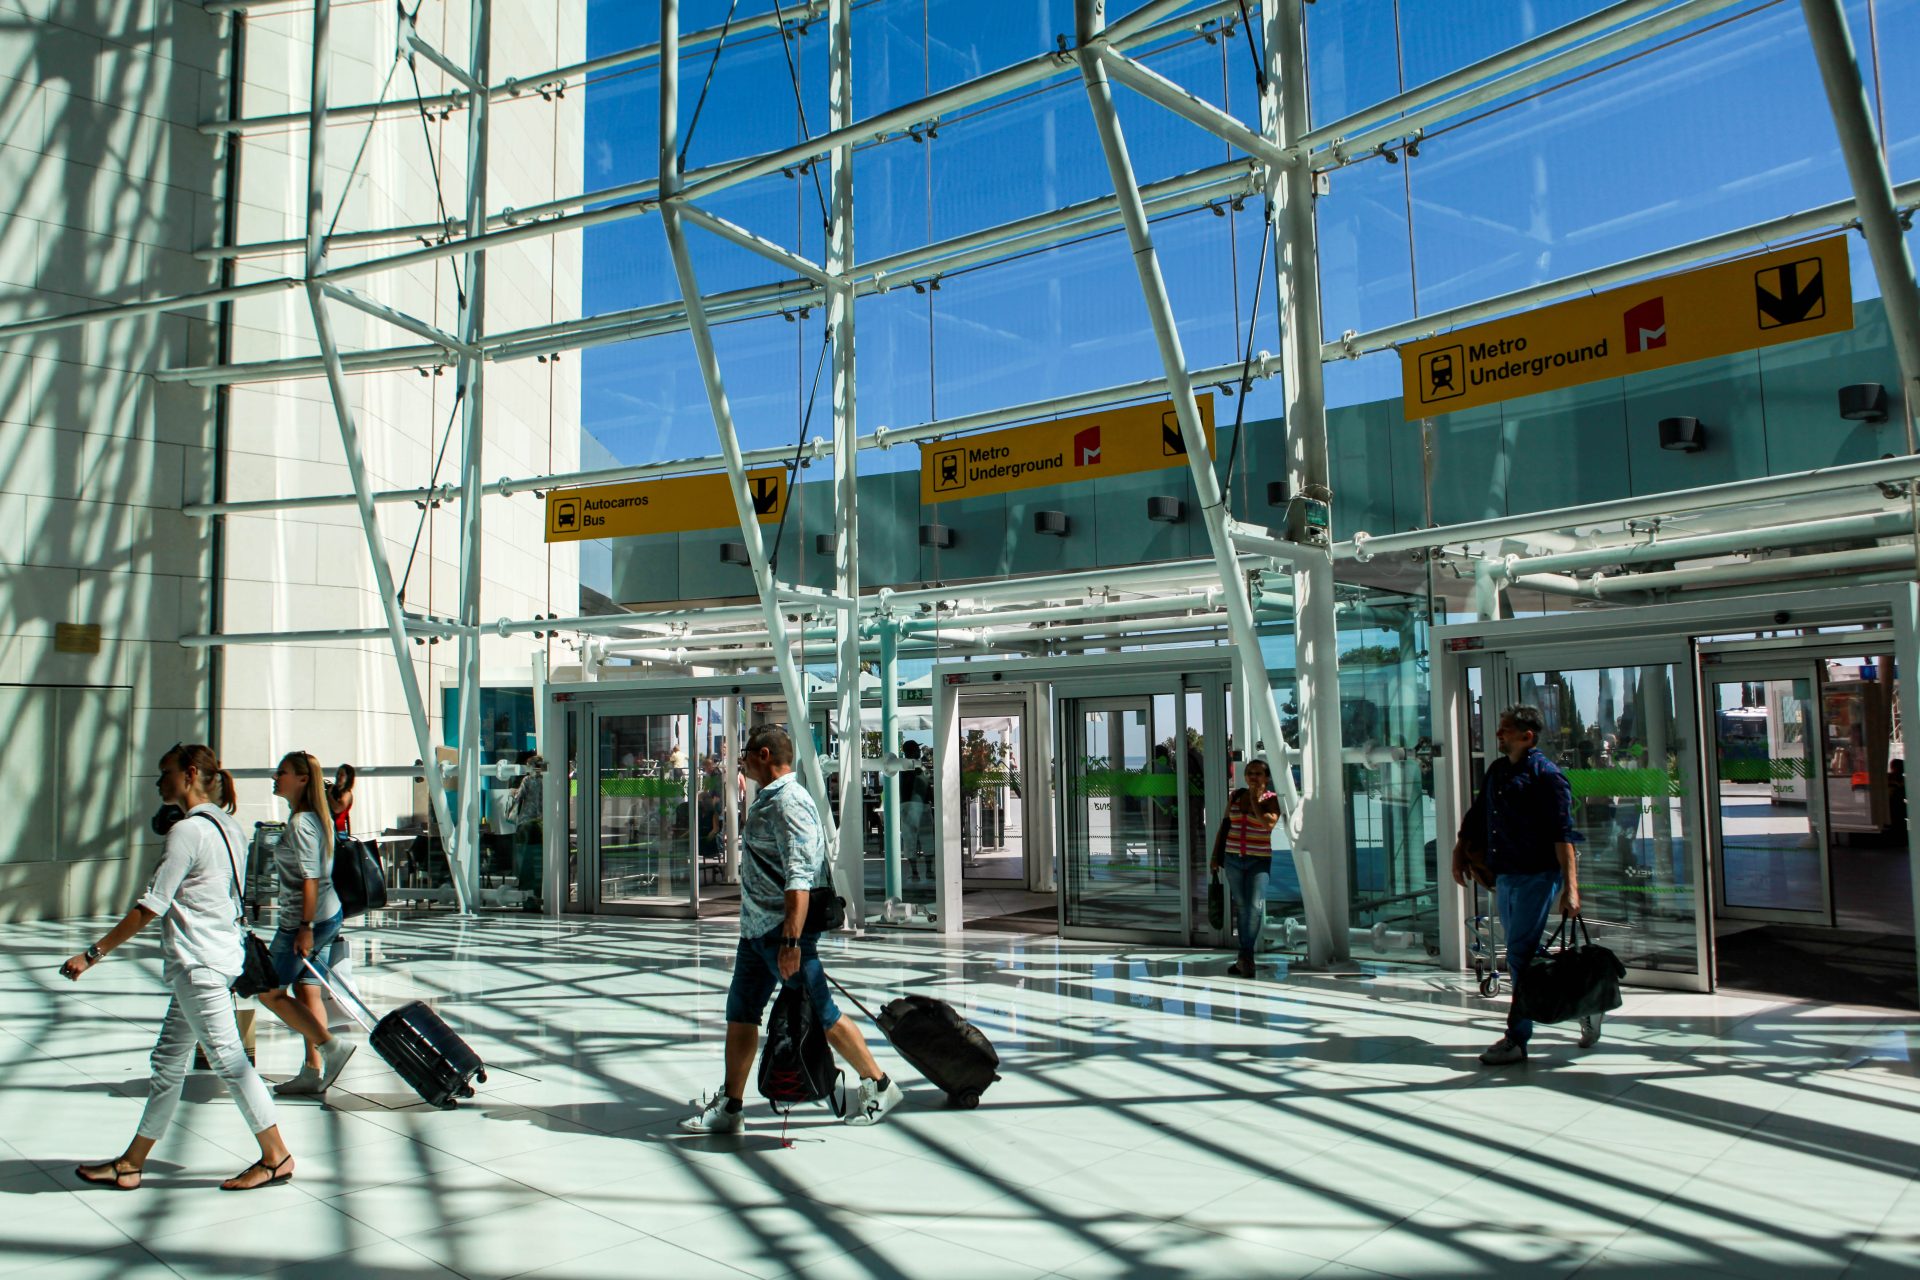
[0,0,585,917]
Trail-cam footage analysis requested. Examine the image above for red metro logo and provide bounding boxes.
[1623,297,1667,354]
[1074,425,1102,467]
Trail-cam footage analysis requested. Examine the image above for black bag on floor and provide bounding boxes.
[333,834,389,918]
[830,978,1000,1109]
[303,959,487,1107]
[759,985,843,1115]
[1517,915,1626,1025]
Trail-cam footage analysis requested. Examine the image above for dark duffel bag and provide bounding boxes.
[1517,915,1625,1025]
[303,959,487,1107]
[332,835,388,918]
[832,978,1000,1109]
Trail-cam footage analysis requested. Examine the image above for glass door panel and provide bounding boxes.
[1709,674,1833,924]
[593,710,697,910]
[960,709,1026,883]
[1061,695,1186,937]
[1514,662,1701,975]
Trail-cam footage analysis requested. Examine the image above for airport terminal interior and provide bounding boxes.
[3,0,1920,1275]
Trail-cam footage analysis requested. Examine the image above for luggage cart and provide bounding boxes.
[244,821,286,923]
[1467,878,1506,998]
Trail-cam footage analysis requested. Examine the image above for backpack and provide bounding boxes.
[757,985,843,1116]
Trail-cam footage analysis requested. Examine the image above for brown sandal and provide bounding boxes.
[75,1161,142,1191]
[221,1153,294,1191]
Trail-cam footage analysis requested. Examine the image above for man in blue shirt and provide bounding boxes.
[1453,704,1599,1064]
[682,724,905,1131]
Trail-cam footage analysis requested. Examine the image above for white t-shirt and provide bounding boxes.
[273,810,342,930]
[137,805,248,981]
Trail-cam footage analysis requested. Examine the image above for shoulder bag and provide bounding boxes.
[199,814,279,998]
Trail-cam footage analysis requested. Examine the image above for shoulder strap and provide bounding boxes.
[194,812,245,922]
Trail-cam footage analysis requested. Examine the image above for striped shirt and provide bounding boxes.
[1222,789,1278,857]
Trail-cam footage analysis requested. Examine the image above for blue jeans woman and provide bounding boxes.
[1210,759,1282,977]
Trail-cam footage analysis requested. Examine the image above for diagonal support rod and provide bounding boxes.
[657,0,838,824]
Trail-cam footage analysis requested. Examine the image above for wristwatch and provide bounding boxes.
[85,943,103,963]
[300,921,314,929]
[778,936,801,949]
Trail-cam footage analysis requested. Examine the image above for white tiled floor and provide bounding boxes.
[2,914,1917,1279]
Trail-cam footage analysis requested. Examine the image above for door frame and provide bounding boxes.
[1700,658,1835,927]
[541,673,783,918]
[1054,680,1192,944]
[1434,582,1920,993]
[955,692,1041,892]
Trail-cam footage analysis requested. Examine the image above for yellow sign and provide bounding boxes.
[920,396,1215,503]
[1399,237,1853,420]
[544,469,786,542]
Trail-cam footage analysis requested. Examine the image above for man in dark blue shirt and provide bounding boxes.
[1453,704,1597,1064]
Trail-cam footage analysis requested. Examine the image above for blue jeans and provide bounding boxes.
[725,930,842,1030]
[268,910,344,988]
[1222,853,1271,961]
[1497,869,1563,1046]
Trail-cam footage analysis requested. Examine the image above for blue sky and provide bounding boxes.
[575,0,1919,471]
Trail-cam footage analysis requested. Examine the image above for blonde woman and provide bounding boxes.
[62,743,296,1190]
[258,751,357,1095]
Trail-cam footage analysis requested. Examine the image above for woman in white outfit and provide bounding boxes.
[257,751,356,1095]
[62,743,297,1191]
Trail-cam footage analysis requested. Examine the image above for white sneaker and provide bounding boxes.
[1478,1037,1528,1066]
[273,1065,324,1096]
[316,1037,357,1092]
[680,1090,745,1134]
[845,1076,904,1126]
[1578,1012,1605,1048]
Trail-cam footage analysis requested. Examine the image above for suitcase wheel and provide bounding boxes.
[475,1069,488,1084]
[948,1090,980,1110]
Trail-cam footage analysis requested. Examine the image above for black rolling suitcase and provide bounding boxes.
[830,978,1000,1109]
[303,959,487,1108]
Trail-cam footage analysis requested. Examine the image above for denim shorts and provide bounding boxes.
[724,930,841,1030]
[268,910,344,988]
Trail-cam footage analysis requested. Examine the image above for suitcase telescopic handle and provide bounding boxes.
[824,974,879,1023]
[299,957,380,1033]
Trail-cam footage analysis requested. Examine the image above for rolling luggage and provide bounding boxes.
[302,959,487,1107]
[830,978,1000,1109]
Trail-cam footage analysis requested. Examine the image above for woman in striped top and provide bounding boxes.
[1210,759,1282,977]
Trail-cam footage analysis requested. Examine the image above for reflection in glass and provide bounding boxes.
[1063,697,1185,934]
[1713,677,1826,915]
[1515,664,1697,973]
[596,712,695,905]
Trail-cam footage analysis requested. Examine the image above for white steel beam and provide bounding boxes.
[1263,0,1348,963]
[1072,0,1310,893]
[1095,45,1291,171]
[300,0,470,912]
[451,0,495,916]
[319,282,478,355]
[680,201,838,286]
[658,0,836,816]
[1800,0,1920,418]
[826,0,865,926]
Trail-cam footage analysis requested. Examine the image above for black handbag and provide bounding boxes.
[1516,915,1625,1025]
[805,857,847,934]
[333,834,389,918]
[201,815,280,998]
[1207,869,1225,932]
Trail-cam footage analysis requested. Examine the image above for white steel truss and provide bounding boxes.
[0,0,1913,952]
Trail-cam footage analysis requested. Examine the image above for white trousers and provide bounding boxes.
[136,966,277,1141]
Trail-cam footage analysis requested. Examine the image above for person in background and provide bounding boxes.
[509,752,546,909]
[62,743,297,1191]
[1210,758,1281,977]
[327,763,355,836]
[1453,703,1593,1065]
[258,751,357,1095]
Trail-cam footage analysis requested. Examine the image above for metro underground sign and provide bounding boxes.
[919,395,1215,503]
[544,468,786,542]
[1398,236,1852,420]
